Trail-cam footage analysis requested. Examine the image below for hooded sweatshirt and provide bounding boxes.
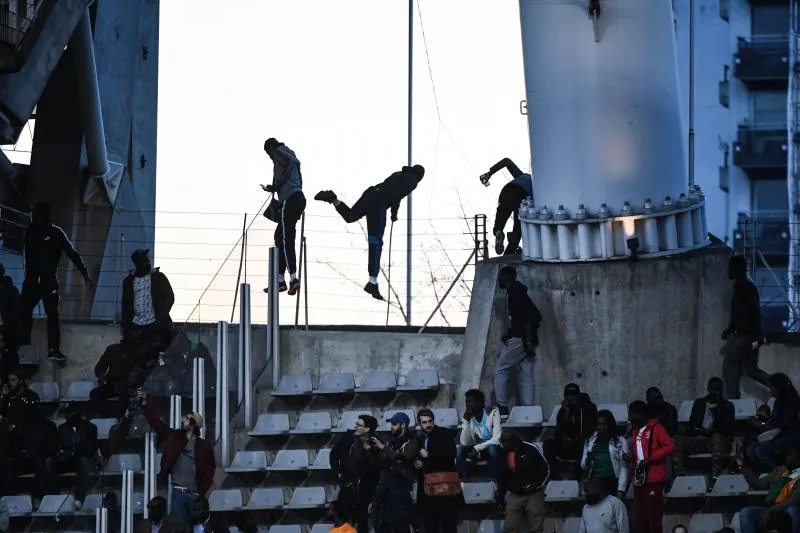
[271,144,303,203]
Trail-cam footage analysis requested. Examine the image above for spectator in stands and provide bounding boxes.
[135,496,177,533]
[0,331,18,383]
[673,377,734,480]
[57,403,98,510]
[645,387,679,437]
[580,409,630,499]
[628,400,675,533]
[20,201,93,363]
[736,447,800,533]
[747,373,800,473]
[479,158,532,256]
[494,265,542,415]
[191,496,227,533]
[458,389,502,482]
[326,500,357,533]
[121,249,174,358]
[415,408,458,533]
[0,265,22,352]
[721,255,769,399]
[331,414,383,533]
[671,526,686,533]
[0,367,39,427]
[543,383,597,480]
[140,393,215,529]
[579,477,629,533]
[497,428,550,533]
[371,412,420,533]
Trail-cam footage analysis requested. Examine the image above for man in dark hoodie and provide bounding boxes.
[262,138,306,296]
[646,387,679,437]
[479,158,533,256]
[21,201,93,363]
[543,383,597,480]
[315,164,425,300]
[498,428,550,533]
[57,403,99,510]
[0,265,21,352]
[121,249,174,359]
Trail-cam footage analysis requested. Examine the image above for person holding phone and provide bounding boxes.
[479,158,533,256]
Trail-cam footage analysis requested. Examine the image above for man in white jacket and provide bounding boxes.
[579,478,629,533]
[457,389,502,482]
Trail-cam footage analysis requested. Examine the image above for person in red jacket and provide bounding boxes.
[627,400,675,533]
[140,393,215,529]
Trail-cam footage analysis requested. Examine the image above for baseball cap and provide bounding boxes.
[386,412,411,425]
[130,249,150,262]
[188,413,204,428]
[564,383,581,396]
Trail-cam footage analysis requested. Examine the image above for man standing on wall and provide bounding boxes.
[121,249,174,359]
[21,202,93,363]
[495,265,542,416]
[479,158,533,256]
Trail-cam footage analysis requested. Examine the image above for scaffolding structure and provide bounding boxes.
[788,0,800,331]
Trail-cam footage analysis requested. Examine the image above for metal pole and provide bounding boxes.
[216,321,230,467]
[269,248,281,387]
[688,0,695,188]
[406,0,413,326]
[239,283,252,428]
[295,213,305,328]
[418,249,476,333]
[95,507,108,533]
[143,432,155,519]
[193,357,206,439]
[112,234,123,324]
[167,395,181,514]
[303,237,309,330]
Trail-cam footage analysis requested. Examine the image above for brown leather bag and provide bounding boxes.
[423,471,462,497]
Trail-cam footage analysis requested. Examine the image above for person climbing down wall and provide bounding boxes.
[479,158,532,256]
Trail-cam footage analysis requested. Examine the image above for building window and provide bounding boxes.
[719,65,730,108]
[751,4,790,37]
[720,142,730,192]
[752,90,788,127]
[719,0,729,22]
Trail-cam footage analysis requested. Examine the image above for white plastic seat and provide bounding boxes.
[29,381,60,403]
[76,493,103,515]
[64,381,96,402]
[563,517,582,533]
[18,345,39,366]
[133,491,145,514]
[462,482,495,504]
[249,414,291,436]
[711,474,750,496]
[32,494,73,516]
[545,480,580,501]
[543,406,560,427]
[291,412,332,434]
[667,475,707,497]
[504,405,544,428]
[379,409,417,432]
[767,397,776,411]
[270,526,302,533]
[398,368,440,391]
[731,399,757,420]
[245,488,284,510]
[315,372,356,394]
[209,489,243,511]
[310,449,332,470]
[731,512,741,533]
[596,403,628,424]
[355,370,397,392]
[285,487,326,509]
[677,400,694,423]
[688,514,724,533]
[225,451,268,473]
[91,418,116,440]
[271,374,313,397]
[311,524,334,533]
[333,411,372,433]
[431,408,460,429]
[268,449,309,471]
[477,520,504,533]
[106,453,143,474]
[0,495,32,516]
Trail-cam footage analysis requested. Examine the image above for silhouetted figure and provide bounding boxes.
[121,249,174,358]
[479,158,533,256]
[0,265,22,352]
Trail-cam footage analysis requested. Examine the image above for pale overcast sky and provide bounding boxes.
[155,0,530,327]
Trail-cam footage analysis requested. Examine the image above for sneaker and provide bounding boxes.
[263,281,288,294]
[48,350,67,363]
[314,190,338,203]
[494,231,505,255]
[497,405,510,418]
[363,282,384,301]
[287,279,301,296]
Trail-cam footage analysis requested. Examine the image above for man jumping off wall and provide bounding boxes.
[314,165,425,301]
[479,158,533,256]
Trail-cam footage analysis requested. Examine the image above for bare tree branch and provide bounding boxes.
[315,259,407,320]
[422,249,450,327]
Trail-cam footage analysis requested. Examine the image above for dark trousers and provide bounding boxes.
[633,483,664,533]
[673,433,730,477]
[59,455,94,501]
[721,334,770,399]
[335,186,388,277]
[543,438,584,479]
[2,455,57,500]
[21,275,60,350]
[337,485,372,533]
[456,444,501,481]
[275,191,306,276]
[421,495,457,533]
[494,182,527,254]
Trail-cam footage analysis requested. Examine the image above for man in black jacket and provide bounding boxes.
[646,387,679,437]
[372,412,420,533]
[314,164,425,300]
[21,202,93,363]
[0,332,18,383]
[495,265,542,416]
[0,367,39,427]
[121,249,175,359]
[57,404,99,510]
[0,266,22,352]
[542,383,597,480]
[673,377,734,479]
[415,408,458,533]
[498,428,550,533]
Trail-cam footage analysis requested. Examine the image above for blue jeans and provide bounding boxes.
[170,489,198,528]
[747,436,800,472]
[740,506,800,533]
[457,444,501,482]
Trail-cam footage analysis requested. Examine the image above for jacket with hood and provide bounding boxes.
[688,396,735,436]
[580,433,631,492]
[555,394,598,444]
[271,144,303,203]
[378,167,420,221]
[631,419,675,485]
[121,268,175,338]
[498,441,550,501]
[460,407,502,452]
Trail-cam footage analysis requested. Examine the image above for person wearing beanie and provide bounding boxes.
[262,137,306,296]
[315,164,425,300]
[479,158,532,256]
[542,383,597,480]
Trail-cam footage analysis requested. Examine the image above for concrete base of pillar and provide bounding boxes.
[459,243,734,410]
[82,160,124,206]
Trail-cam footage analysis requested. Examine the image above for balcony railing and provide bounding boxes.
[734,35,789,83]
[732,124,788,170]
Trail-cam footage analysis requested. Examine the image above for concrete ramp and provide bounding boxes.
[459,245,734,409]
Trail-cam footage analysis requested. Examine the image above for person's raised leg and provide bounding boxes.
[494,338,526,414]
[721,336,743,399]
[364,206,387,300]
[284,192,306,295]
[516,353,536,406]
[41,275,63,362]
[19,278,40,346]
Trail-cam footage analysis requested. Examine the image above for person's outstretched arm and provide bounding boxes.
[480,158,524,184]
[54,226,92,285]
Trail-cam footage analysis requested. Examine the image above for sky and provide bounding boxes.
[154,0,531,327]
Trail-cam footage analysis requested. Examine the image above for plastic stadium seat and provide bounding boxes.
[677,400,694,423]
[245,488,284,510]
[268,450,309,471]
[271,374,313,397]
[225,451,268,473]
[32,494,73,517]
[0,495,32,516]
[209,489,243,511]
[310,449,332,470]
[711,474,750,496]
[18,345,39,366]
[543,406,560,427]
[77,493,103,516]
[504,406,544,428]
[355,370,397,392]
[133,492,145,514]
[91,418,116,440]
[767,397,775,411]
[596,403,628,424]
[668,476,707,497]
[477,520,504,533]
[545,480,580,502]
[285,487,326,509]
[431,408,460,429]
[270,527,302,533]
[291,412,332,434]
[379,409,417,432]
[249,414,290,436]
[731,399,757,420]
[28,381,60,403]
[398,368,440,391]
[333,411,372,433]
[562,517,582,533]
[731,512,741,533]
[688,514,724,533]
[462,482,495,504]
[64,381,96,402]
[315,373,356,394]
[106,453,143,474]
[311,524,334,533]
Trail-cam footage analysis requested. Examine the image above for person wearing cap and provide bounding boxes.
[479,158,533,256]
[21,201,93,363]
[121,248,174,358]
[262,138,306,296]
[542,383,597,480]
[57,403,99,510]
[315,164,425,301]
[458,389,502,482]
[140,393,215,529]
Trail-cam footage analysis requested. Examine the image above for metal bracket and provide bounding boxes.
[589,0,601,43]
[82,160,125,206]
